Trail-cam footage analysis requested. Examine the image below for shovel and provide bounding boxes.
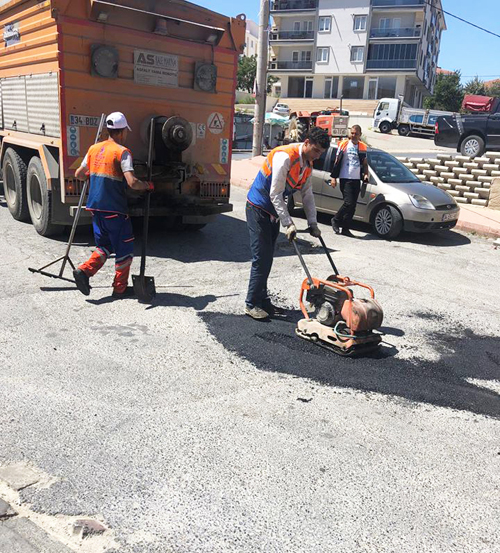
[132,118,156,303]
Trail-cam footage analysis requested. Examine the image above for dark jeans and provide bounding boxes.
[245,202,280,308]
[333,178,361,230]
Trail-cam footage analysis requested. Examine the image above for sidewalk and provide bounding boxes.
[230,157,500,239]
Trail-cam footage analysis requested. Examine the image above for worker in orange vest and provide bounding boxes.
[330,125,369,237]
[245,127,330,320]
[73,112,153,298]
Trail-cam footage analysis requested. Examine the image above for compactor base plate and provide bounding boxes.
[296,318,381,357]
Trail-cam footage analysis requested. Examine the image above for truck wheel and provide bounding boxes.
[26,156,61,236]
[2,147,29,222]
[379,121,392,134]
[460,135,485,158]
[289,117,308,142]
[373,205,403,240]
[398,125,410,137]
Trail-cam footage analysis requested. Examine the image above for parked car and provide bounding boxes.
[290,147,460,239]
[273,103,290,116]
[435,97,500,157]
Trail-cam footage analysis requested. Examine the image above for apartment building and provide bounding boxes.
[268,0,446,107]
[244,19,259,57]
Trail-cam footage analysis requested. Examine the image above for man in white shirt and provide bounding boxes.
[245,127,330,319]
[330,125,369,237]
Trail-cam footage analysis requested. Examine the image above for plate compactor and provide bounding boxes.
[292,231,384,356]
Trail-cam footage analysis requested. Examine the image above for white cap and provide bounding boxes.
[106,112,131,131]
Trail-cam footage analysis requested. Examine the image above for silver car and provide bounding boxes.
[273,103,290,117]
[290,146,460,239]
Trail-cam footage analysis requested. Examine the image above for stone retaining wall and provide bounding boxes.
[397,152,500,207]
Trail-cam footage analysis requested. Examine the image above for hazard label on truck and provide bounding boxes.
[208,112,224,134]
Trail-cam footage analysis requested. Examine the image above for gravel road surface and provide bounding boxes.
[1,188,499,553]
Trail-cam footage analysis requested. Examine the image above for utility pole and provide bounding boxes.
[252,0,270,158]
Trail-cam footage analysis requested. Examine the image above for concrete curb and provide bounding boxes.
[455,220,500,239]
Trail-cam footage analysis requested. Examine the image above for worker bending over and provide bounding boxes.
[73,112,153,298]
[245,127,330,320]
[330,125,369,237]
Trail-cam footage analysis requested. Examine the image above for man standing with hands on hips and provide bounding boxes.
[330,125,369,238]
[245,127,330,320]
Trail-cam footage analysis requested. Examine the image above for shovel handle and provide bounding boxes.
[140,118,155,277]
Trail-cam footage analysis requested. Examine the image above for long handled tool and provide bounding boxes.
[132,118,156,303]
[28,114,106,283]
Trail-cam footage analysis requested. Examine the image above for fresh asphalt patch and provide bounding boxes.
[201,310,500,419]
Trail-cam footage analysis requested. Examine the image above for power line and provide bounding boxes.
[425,0,500,39]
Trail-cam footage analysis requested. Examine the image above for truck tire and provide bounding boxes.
[289,117,308,142]
[2,147,29,222]
[460,135,485,158]
[373,205,403,240]
[379,121,392,134]
[26,156,61,236]
[398,124,410,137]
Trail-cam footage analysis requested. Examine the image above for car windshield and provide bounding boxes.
[368,150,421,184]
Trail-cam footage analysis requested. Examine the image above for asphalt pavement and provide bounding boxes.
[1,189,499,552]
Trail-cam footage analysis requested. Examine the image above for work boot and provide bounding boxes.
[112,286,136,299]
[341,229,355,238]
[244,305,270,320]
[331,219,341,234]
[73,269,91,296]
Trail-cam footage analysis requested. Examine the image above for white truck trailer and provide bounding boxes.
[373,97,454,137]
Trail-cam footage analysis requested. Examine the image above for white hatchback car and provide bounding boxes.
[273,103,290,116]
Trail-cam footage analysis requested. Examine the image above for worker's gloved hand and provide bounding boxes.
[309,224,321,238]
[147,181,155,192]
[285,224,297,241]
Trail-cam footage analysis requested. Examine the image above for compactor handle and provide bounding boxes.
[295,229,339,276]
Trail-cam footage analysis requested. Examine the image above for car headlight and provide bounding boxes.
[408,194,435,210]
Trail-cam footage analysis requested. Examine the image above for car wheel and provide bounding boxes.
[398,125,410,137]
[379,121,392,134]
[2,147,30,222]
[26,156,62,236]
[373,205,403,239]
[460,135,485,158]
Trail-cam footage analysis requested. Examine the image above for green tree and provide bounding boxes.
[237,55,280,95]
[486,80,500,97]
[424,71,463,112]
[237,55,257,93]
[464,76,487,96]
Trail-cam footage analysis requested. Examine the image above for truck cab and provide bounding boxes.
[373,98,399,134]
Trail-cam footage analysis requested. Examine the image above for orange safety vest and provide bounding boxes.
[86,139,132,214]
[260,143,312,190]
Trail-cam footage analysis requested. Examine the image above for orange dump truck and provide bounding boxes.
[0,0,245,235]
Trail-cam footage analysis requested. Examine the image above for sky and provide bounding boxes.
[195,0,500,84]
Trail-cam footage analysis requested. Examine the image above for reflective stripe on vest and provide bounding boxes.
[260,144,312,190]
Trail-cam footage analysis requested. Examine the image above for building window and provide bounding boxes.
[319,16,331,32]
[294,21,300,31]
[342,77,365,99]
[292,51,299,62]
[324,76,339,99]
[317,47,329,63]
[301,50,311,62]
[353,15,367,32]
[377,76,397,99]
[350,46,364,63]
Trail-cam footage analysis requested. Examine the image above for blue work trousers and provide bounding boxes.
[245,201,280,309]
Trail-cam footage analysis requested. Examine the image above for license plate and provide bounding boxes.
[442,212,457,222]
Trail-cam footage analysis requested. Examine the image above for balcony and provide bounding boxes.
[366,58,417,69]
[269,30,315,41]
[270,0,317,12]
[370,26,421,39]
[268,60,313,71]
[372,0,424,7]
